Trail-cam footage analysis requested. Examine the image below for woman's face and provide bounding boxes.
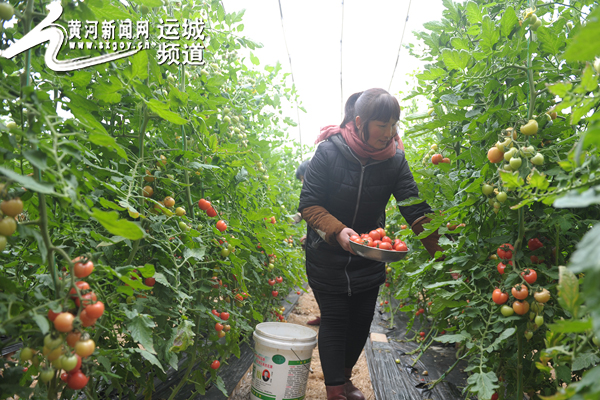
[356,116,397,149]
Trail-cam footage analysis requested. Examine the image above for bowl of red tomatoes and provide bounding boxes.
[348,229,409,263]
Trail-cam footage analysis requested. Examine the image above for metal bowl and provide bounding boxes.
[348,240,408,263]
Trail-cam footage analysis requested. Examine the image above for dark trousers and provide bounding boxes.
[313,287,379,386]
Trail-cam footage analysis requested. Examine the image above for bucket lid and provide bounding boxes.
[254,322,317,343]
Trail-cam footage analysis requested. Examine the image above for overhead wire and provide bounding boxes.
[340,0,345,119]
[276,0,304,157]
[388,0,413,92]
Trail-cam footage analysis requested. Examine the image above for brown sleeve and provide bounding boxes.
[411,216,444,260]
[301,205,347,246]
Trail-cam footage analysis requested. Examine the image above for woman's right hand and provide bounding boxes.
[337,227,358,254]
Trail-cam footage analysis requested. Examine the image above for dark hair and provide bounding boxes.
[295,159,310,181]
[340,88,401,142]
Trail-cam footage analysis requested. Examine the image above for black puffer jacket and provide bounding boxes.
[298,134,433,295]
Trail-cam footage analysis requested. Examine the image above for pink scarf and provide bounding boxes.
[315,122,404,161]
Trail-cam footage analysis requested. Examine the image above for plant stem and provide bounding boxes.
[516,332,523,400]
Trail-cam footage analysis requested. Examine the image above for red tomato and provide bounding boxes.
[67,331,82,348]
[220,312,229,321]
[528,238,543,251]
[521,269,537,284]
[368,230,381,241]
[497,243,514,260]
[67,370,89,390]
[198,198,211,211]
[512,300,530,315]
[431,154,443,164]
[215,323,224,332]
[210,360,220,370]
[54,312,75,332]
[268,279,275,286]
[75,339,95,358]
[85,301,105,319]
[216,220,227,232]
[48,308,60,322]
[381,236,392,244]
[511,284,529,300]
[69,281,90,297]
[497,262,507,275]
[79,309,97,327]
[276,276,283,283]
[530,255,542,264]
[492,288,508,305]
[206,207,217,217]
[349,234,360,243]
[145,277,156,286]
[72,257,94,278]
[378,242,392,250]
[75,292,97,308]
[376,228,386,238]
[272,290,279,297]
[394,243,408,252]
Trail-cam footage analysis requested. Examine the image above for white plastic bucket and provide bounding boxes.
[250,322,318,400]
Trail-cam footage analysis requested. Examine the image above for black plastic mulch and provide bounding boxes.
[365,299,471,400]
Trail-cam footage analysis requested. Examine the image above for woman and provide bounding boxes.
[298,88,443,400]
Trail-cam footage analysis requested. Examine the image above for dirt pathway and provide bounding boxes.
[229,287,375,399]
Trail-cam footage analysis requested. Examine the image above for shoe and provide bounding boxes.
[307,316,321,325]
[344,368,365,400]
[326,384,347,400]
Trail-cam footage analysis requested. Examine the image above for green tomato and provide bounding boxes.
[39,368,55,383]
[126,296,135,304]
[594,58,600,74]
[0,235,6,251]
[178,221,190,231]
[20,347,34,362]
[223,116,231,125]
[535,315,544,327]
[220,248,231,257]
[44,334,62,350]
[520,146,536,157]
[524,330,533,340]
[500,305,514,317]
[60,354,78,372]
[6,121,18,130]
[482,184,494,196]
[531,153,544,166]
[504,147,517,161]
[496,192,507,203]
[531,20,542,31]
[0,2,15,20]
[593,336,600,347]
[509,157,522,170]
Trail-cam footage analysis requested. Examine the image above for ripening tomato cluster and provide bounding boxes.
[349,227,408,252]
[19,257,108,390]
[0,196,23,252]
[198,198,228,233]
[211,309,231,338]
[492,243,552,339]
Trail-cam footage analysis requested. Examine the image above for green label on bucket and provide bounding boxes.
[272,354,286,365]
[251,387,276,400]
[289,358,311,365]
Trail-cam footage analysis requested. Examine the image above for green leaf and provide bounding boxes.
[466,371,498,399]
[562,7,600,62]
[555,365,572,383]
[481,15,500,54]
[89,133,127,159]
[529,169,550,191]
[169,320,196,353]
[91,208,145,240]
[537,26,566,56]
[569,224,600,274]
[32,314,50,335]
[183,247,206,261]
[547,82,573,97]
[132,50,149,80]
[450,37,469,51]
[465,1,481,24]
[557,265,581,317]
[547,319,592,333]
[146,99,188,125]
[500,6,518,37]
[581,64,599,92]
[250,52,260,65]
[554,186,600,208]
[500,170,524,188]
[23,150,48,171]
[441,49,470,70]
[130,0,163,7]
[125,311,156,353]
[572,352,600,371]
[416,67,447,81]
[485,328,516,353]
[0,166,55,194]
[396,196,425,207]
[434,332,471,343]
[424,280,461,289]
[94,76,123,104]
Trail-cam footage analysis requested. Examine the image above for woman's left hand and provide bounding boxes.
[337,227,358,254]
